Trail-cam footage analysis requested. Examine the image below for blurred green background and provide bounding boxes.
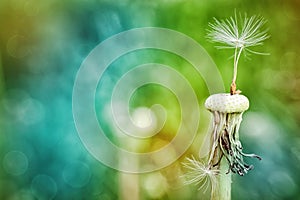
[0,0,300,199]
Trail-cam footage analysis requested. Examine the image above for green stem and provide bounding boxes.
[211,157,231,200]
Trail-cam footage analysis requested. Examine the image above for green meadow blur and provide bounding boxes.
[0,0,300,199]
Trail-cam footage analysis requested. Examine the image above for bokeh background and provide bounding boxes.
[1,0,300,199]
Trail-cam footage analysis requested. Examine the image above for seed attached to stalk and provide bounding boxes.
[207,13,270,94]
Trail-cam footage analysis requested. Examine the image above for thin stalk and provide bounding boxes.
[232,47,238,85]
[211,157,231,200]
[231,47,243,94]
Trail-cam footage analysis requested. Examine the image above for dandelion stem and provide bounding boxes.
[211,158,231,200]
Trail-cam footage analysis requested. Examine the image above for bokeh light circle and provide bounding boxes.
[3,151,28,176]
[31,174,57,200]
[111,63,196,140]
[73,27,224,173]
[62,161,92,188]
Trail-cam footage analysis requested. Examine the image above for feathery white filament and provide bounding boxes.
[207,14,269,52]
[182,156,219,192]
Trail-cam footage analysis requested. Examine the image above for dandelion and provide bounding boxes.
[207,13,269,94]
[181,13,268,200]
[182,156,219,192]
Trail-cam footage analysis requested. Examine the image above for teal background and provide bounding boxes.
[0,0,300,199]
